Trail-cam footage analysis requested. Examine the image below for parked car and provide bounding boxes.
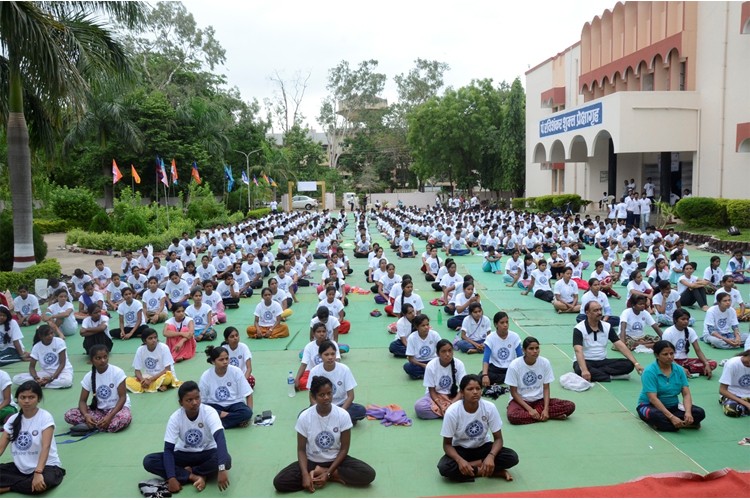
[292,195,318,210]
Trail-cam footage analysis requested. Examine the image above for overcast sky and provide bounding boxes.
[181,0,615,132]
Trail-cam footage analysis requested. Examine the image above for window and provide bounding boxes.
[642,72,654,91]
[679,62,686,91]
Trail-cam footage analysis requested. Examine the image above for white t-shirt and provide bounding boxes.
[13,294,40,316]
[301,340,341,370]
[309,316,340,341]
[530,269,552,292]
[580,291,611,316]
[0,320,24,351]
[127,274,147,293]
[199,365,252,406]
[30,337,73,378]
[662,326,699,360]
[620,308,656,338]
[718,356,750,398]
[3,409,62,474]
[117,300,143,328]
[484,331,522,368]
[405,330,442,362]
[47,302,77,332]
[81,364,130,410]
[554,279,578,304]
[506,356,555,402]
[393,293,424,315]
[166,404,223,453]
[185,303,212,330]
[202,291,222,313]
[296,404,353,462]
[317,299,345,320]
[394,317,413,339]
[197,264,217,282]
[142,289,166,313]
[225,343,252,371]
[703,306,739,337]
[165,280,191,302]
[653,290,680,317]
[459,315,491,342]
[81,315,110,340]
[713,288,744,308]
[132,342,174,377]
[306,362,357,407]
[441,399,502,449]
[254,301,283,327]
[105,282,128,303]
[423,357,467,395]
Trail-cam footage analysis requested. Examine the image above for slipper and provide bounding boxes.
[70,423,94,436]
[370,309,382,317]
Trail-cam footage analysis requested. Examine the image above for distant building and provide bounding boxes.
[525,1,750,203]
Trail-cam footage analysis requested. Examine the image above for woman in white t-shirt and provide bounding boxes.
[221,327,254,389]
[246,287,290,340]
[702,292,748,349]
[64,344,131,433]
[199,346,253,429]
[438,374,519,482]
[12,326,73,389]
[273,375,376,492]
[521,259,553,303]
[142,381,230,494]
[186,289,216,342]
[662,309,715,378]
[43,289,77,338]
[455,303,491,354]
[718,349,750,417]
[163,304,196,363]
[0,305,28,367]
[0,381,65,494]
[553,267,580,313]
[506,337,575,425]
[125,328,179,393]
[306,341,365,424]
[415,339,467,419]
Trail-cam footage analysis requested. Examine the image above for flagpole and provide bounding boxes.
[163,181,170,229]
[155,164,160,231]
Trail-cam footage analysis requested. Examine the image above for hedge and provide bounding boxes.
[511,197,536,210]
[34,219,71,234]
[247,208,272,219]
[0,259,61,291]
[727,199,750,227]
[675,197,729,227]
[65,219,196,252]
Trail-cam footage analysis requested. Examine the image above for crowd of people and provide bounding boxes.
[0,200,749,494]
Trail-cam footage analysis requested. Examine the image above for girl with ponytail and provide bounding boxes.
[414,339,466,419]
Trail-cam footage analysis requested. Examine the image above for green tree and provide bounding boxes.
[1,1,147,270]
[500,78,526,196]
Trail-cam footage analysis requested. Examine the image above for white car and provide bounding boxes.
[292,195,318,210]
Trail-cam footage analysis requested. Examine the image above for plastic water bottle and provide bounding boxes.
[437,308,443,326]
[287,371,295,397]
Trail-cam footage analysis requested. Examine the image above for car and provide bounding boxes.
[292,195,318,210]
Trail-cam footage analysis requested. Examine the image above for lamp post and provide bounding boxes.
[235,148,262,210]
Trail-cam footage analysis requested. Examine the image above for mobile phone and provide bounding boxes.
[261,410,272,420]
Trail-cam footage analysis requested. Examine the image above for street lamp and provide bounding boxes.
[235,148,262,209]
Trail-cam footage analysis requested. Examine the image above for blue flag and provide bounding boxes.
[224,165,234,192]
[241,171,250,185]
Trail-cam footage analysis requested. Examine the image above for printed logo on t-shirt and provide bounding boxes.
[419,345,431,358]
[15,431,33,451]
[230,357,240,367]
[43,352,57,367]
[313,355,323,366]
[148,298,157,308]
[522,371,538,386]
[739,374,750,388]
[497,347,510,360]
[717,318,727,330]
[22,305,30,314]
[215,386,231,401]
[194,315,204,326]
[315,430,335,450]
[171,290,181,299]
[145,357,158,370]
[97,384,112,401]
[125,311,136,323]
[438,375,452,389]
[675,338,687,353]
[464,419,484,439]
[631,321,643,331]
[184,428,203,448]
[263,310,274,322]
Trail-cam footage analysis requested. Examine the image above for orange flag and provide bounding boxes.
[170,159,178,184]
[131,165,141,184]
[112,159,123,184]
[191,162,202,184]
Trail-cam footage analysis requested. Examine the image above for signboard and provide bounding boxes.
[297,181,317,192]
[539,102,603,137]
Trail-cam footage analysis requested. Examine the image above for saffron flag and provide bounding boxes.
[171,159,178,185]
[158,158,169,187]
[269,176,277,187]
[262,173,270,185]
[224,165,234,192]
[131,165,141,184]
[191,161,202,184]
[112,159,123,184]
[241,171,250,185]
[252,175,259,186]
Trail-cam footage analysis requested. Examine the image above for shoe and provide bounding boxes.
[370,310,382,317]
[70,423,94,436]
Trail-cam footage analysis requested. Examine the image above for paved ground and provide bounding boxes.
[45,232,135,275]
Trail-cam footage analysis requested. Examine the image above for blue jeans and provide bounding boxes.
[455,339,484,353]
[207,402,252,429]
[403,361,426,379]
[449,249,470,256]
[389,339,407,358]
[143,449,232,483]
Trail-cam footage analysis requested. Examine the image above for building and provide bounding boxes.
[525,1,750,204]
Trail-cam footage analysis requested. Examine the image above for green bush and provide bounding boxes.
[0,212,48,271]
[186,183,228,227]
[115,211,148,236]
[511,198,526,209]
[726,199,750,227]
[534,195,555,212]
[66,218,196,252]
[675,197,728,227]
[33,218,70,234]
[48,186,100,228]
[551,194,584,212]
[0,259,61,291]
[247,207,271,219]
[88,210,113,233]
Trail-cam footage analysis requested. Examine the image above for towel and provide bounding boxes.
[366,404,412,426]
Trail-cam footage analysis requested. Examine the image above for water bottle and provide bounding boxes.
[287,371,295,397]
[437,308,443,326]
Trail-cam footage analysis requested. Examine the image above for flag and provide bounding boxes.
[131,165,141,184]
[224,165,234,192]
[241,171,250,185]
[158,157,169,187]
[262,172,270,185]
[269,177,277,187]
[252,175,259,186]
[170,159,178,185]
[191,161,202,184]
[112,159,123,184]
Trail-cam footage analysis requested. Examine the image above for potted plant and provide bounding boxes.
[654,197,677,237]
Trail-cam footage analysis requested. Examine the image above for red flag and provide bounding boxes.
[170,159,178,185]
[191,161,202,184]
[112,159,123,184]
[131,165,141,184]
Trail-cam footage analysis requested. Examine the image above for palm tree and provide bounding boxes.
[0,2,147,270]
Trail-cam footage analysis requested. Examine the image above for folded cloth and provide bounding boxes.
[349,286,371,295]
[429,298,446,306]
[482,384,508,400]
[139,479,171,498]
[366,404,412,426]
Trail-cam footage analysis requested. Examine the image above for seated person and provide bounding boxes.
[718,349,750,417]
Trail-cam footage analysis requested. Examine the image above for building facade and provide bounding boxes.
[525,1,750,204]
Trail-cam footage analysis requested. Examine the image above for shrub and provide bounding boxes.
[66,218,196,252]
[33,218,70,234]
[534,195,555,212]
[726,199,750,228]
[115,211,148,236]
[0,259,61,291]
[675,197,728,227]
[247,208,271,219]
[186,183,227,227]
[511,198,526,210]
[551,194,583,212]
[88,210,113,233]
[48,186,100,227]
[0,212,48,271]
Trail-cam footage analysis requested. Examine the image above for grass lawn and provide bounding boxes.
[674,224,750,242]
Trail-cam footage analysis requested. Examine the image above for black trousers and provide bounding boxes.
[143,449,232,483]
[573,358,634,382]
[0,463,65,494]
[437,442,518,482]
[273,456,375,492]
[479,364,509,385]
[83,331,115,354]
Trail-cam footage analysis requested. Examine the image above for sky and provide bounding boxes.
[181,0,616,133]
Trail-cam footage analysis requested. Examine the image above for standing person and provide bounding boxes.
[505,337,575,425]
[662,309,715,378]
[273,375,376,493]
[125,328,179,393]
[438,375,519,483]
[0,381,65,495]
[64,344,131,433]
[481,312,523,386]
[306,341,365,424]
[12,326,73,389]
[142,381,231,494]
[199,346,253,429]
[718,349,750,417]
[573,302,645,382]
[636,340,705,432]
[414,340,467,420]
[0,305,28,367]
